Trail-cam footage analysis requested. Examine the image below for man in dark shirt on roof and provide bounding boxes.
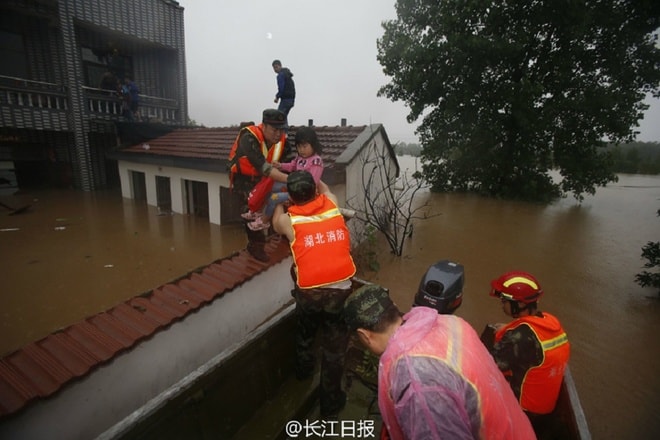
[272,59,296,130]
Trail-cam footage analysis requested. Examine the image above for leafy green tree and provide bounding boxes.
[608,141,660,174]
[377,0,660,202]
[394,142,423,156]
[635,209,660,297]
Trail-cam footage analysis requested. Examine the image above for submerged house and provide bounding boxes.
[108,122,399,228]
[0,0,187,192]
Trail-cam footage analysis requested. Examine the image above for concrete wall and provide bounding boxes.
[0,257,295,440]
[118,161,230,225]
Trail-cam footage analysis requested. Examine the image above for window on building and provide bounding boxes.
[81,47,132,89]
[0,30,27,78]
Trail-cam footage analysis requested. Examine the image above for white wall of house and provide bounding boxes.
[117,161,230,225]
[115,125,398,233]
[341,128,398,242]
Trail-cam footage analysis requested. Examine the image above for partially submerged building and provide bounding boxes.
[0,0,187,192]
[108,122,399,227]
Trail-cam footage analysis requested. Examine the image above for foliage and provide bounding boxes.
[607,141,660,174]
[186,117,203,127]
[346,141,437,256]
[635,209,660,296]
[377,0,660,203]
[351,225,381,273]
[394,142,422,157]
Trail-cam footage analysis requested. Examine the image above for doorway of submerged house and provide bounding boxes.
[185,179,209,219]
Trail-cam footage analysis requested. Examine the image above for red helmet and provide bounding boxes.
[489,271,543,304]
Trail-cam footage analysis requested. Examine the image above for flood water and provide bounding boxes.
[1,158,659,439]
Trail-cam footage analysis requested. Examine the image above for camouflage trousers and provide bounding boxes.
[292,285,352,416]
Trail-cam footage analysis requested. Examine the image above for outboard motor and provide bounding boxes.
[413,260,464,314]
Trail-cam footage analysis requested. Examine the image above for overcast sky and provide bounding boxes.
[176,0,660,144]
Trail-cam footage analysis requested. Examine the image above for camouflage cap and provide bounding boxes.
[262,108,286,127]
[287,170,316,203]
[343,284,394,330]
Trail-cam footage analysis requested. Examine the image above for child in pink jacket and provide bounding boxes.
[244,126,324,230]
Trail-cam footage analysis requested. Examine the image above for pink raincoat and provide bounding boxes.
[378,307,536,439]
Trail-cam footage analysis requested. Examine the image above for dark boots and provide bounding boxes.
[246,227,269,262]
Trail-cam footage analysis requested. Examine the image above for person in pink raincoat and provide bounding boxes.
[343,284,536,440]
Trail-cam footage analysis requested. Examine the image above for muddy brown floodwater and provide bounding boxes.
[0,188,246,356]
[1,159,659,439]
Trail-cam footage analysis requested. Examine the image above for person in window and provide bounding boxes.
[99,71,117,92]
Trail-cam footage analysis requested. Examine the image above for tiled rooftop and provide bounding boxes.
[110,125,371,171]
[0,235,290,419]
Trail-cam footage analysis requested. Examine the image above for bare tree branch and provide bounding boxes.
[346,141,439,256]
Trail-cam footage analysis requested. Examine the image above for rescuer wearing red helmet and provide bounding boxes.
[486,271,570,433]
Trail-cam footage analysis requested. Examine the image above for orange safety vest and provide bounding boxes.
[228,124,286,178]
[288,194,356,289]
[379,309,535,440]
[495,312,570,414]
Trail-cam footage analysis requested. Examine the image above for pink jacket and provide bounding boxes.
[378,307,536,440]
[279,153,323,183]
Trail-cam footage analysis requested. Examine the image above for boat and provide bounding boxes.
[99,259,590,439]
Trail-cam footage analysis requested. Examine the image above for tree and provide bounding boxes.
[377,0,660,202]
[345,141,436,257]
[394,142,423,156]
[635,209,660,297]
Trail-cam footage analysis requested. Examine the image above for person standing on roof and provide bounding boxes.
[485,271,570,433]
[228,109,292,262]
[272,59,295,130]
[343,284,536,440]
[272,170,356,417]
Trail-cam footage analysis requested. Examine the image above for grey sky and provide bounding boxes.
[177,0,660,144]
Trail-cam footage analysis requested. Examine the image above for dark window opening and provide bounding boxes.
[0,30,27,78]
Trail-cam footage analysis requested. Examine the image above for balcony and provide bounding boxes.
[0,75,181,131]
[0,75,69,131]
[84,87,180,124]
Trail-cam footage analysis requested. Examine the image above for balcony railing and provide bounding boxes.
[0,75,68,110]
[0,75,181,125]
[84,86,180,124]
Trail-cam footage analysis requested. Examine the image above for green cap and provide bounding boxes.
[343,284,394,330]
[262,108,286,127]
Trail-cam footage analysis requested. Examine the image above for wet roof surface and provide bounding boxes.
[0,236,290,418]
[114,125,370,168]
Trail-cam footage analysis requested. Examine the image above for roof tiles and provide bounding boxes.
[0,236,291,419]
[115,125,369,168]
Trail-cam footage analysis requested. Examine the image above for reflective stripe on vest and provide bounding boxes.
[228,125,286,177]
[290,206,342,225]
[495,313,570,414]
[288,195,356,289]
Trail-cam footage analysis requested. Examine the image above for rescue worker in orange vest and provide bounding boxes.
[272,170,357,417]
[343,284,536,440]
[486,271,570,433]
[228,109,291,262]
